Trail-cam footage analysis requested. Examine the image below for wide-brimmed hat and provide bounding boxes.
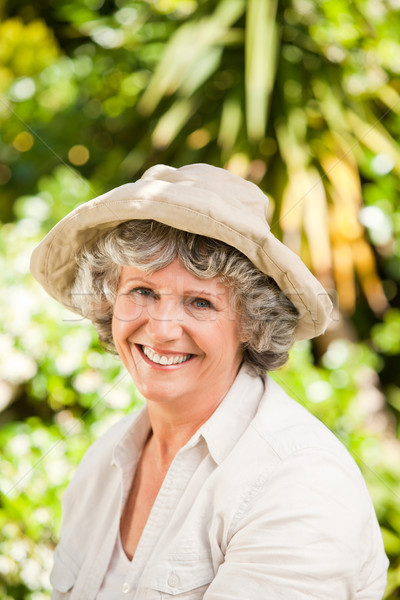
[30,163,333,340]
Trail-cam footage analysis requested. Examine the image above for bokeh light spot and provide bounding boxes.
[115,7,138,24]
[13,132,34,152]
[91,26,124,49]
[259,137,277,157]
[359,205,392,245]
[0,164,12,184]
[306,380,332,403]
[9,77,36,101]
[284,79,302,101]
[68,145,90,166]
[371,153,395,175]
[187,129,211,149]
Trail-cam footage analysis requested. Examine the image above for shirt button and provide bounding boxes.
[122,582,130,594]
[168,572,180,588]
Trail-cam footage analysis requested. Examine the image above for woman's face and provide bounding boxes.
[112,258,244,411]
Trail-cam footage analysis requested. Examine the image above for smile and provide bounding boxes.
[141,345,193,366]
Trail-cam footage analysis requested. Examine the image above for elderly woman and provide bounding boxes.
[31,164,388,599]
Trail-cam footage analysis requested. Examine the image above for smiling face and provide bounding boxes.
[112,259,244,414]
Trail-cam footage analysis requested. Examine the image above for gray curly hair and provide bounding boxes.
[71,220,299,375]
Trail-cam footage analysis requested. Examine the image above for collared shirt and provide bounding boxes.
[50,366,388,600]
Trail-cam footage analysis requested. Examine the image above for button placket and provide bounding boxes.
[132,445,204,598]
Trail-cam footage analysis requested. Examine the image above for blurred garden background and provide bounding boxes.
[1,0,400,597]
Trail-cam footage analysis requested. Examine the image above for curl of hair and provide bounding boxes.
[71,220,299,375]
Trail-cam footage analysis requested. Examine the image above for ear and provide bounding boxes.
[238,327,251,345]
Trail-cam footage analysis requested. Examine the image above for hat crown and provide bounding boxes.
[141,163,270,225]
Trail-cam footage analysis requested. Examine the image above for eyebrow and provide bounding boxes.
[121,277,152,286]
[184,289,221,300]
[120,277,222,300]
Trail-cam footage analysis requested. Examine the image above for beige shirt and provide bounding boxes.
[50,366,388,599]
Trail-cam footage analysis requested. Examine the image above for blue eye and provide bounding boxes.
[129,287,153,296]
[193,298,212,309]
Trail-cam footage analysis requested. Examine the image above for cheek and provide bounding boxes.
[224,322,244,358]
[207,320,242,353]
[112,297,144,329]
[111,314,123,352]
[111,301,139,350]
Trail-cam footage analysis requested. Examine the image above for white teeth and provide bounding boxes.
[141,346,191,365]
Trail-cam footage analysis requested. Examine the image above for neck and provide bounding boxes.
[145,397,220,462]
[142,361,242,463]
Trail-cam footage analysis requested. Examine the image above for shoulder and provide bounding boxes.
[77,412,136,468]
[224,374,375,526]
[253,374,359,468]
[63,410,140,506]
[223,376,387,590]
[82,411,137,461]
[50,412,143,595]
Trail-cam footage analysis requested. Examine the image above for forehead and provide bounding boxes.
[119,259,229,295]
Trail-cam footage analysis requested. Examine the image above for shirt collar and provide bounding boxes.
[197,363,265,465]
[111,363,264,469]
[111,407,151,470]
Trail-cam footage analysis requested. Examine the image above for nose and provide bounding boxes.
[145,298,183,343]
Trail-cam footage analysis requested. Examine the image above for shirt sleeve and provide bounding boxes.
[203,448,388,600]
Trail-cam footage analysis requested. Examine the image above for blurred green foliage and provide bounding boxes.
[1,0,400,597]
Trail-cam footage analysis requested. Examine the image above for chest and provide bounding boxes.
[120,444,172,559]
[63,438,251,600]
[118,447,222,598]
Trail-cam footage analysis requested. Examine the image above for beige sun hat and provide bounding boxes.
[30,163,333,341]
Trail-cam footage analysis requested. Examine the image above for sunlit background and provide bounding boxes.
[1,0,400,597]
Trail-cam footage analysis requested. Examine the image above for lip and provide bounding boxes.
[133,344,196,370]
